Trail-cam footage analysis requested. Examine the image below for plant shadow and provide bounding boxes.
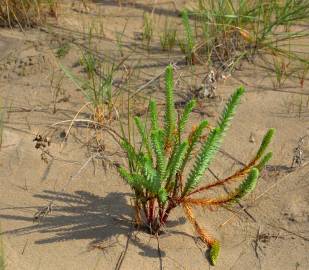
[92,0,180,18]
[0,190,172,258]
[1,191,130,244]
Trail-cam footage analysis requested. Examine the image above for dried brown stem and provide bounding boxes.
[183,196,233,207]
[188,162,255,196]
[182,203,215,246]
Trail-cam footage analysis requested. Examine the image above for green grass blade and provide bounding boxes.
[181,10,195,55]
[60,63,91,102]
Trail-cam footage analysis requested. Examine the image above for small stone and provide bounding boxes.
[249,132,255,143]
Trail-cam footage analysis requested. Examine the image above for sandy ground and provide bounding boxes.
[0,1,308,270]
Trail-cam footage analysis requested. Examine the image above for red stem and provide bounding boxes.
[159,204,163,223]
[160,199,177,225]
[148,199,155,225]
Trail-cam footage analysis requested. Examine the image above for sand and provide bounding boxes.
[0,1,308,269]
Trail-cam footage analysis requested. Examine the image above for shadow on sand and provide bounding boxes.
[0,190,190,259]
[92,0,180,18]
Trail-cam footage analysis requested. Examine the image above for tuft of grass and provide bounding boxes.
[142,13,154,51]
[178,10,197,64]
[61,51,116,125]
[55,42,71,59]
[160,19,176,53]
[186,0,309,71]
[49,68,66,114]
[0,0,59,29]
[271,56,289,89]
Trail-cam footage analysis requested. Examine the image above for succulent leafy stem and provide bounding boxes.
[118,65,275,264]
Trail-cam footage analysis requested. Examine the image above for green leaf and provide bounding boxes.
[164,64,176,145]
[217,86,245,131]
[120,140,138,162]
[166,140,189,180]
[151,131,167,178]
[149,100,159,131]
[81,53,96,75]
[178,99,196,135]
[255,128,275,160]
[256,152,273,171]
[210,240,220,266]
[142,157,161,192]
[118,167,142,190]
[236,168,259,199]
[180,119,208,172]
[158,187,168,203]
[183,87,245,195]
[183,127,222,194]
[134,116,152,160]
[60,63,90,100]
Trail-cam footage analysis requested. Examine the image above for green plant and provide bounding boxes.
[142,13,154,51]
[178,10,196,64]
[56,42,71,58]
[160,20,176,53]
[49,68,66,114]
[188,0,309,72]
[271,56,289,89]
[116,19,128,57]
[0,0,58,28]
[118,64,275,265]
[61,52,115,124]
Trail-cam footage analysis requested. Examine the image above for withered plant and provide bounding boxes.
[118,64,275,265]
[0,0,58,28]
